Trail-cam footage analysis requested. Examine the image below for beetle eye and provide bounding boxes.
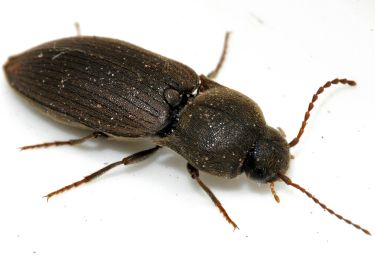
[242,143,279,183]
[242,148,268,181]
[242,148,256,171]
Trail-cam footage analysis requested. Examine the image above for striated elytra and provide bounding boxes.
[4,33,370,235]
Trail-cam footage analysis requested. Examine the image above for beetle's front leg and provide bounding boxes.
[186,163,238,230]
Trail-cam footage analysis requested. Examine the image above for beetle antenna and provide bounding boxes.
[289,78,356,147]
[277,173,370,235]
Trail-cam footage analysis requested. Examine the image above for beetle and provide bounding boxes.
[3,32,370,235]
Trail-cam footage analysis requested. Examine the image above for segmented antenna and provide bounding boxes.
[289,78,356,147]
[278,173,371,236]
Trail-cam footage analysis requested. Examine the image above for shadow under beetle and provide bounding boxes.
[4,32,370,235]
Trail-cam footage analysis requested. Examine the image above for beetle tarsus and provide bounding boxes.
[45,146,160,199]
[20,132,107,150]
[187,163,239,230]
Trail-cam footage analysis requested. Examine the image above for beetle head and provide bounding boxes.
[242,127,290,183]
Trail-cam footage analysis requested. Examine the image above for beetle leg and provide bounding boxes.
[206,32,231,79]
[186,163,238,230]
[20,132,108,150]
[44,146,161,200]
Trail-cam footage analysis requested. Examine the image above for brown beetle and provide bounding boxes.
[4,32,370,235]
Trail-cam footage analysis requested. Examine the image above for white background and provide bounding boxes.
[1,0,374,259]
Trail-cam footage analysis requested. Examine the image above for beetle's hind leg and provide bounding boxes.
[20,131,108,150]
[186,163,238,230]
[206,32,231,79]
[45,146,161,200]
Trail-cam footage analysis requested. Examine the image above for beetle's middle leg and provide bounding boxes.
[206,32,231,79]
[186,163,238,230]
[20,132,108,150]
[45,146,161,200]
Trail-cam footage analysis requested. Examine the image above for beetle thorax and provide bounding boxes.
[158,83,269,179]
